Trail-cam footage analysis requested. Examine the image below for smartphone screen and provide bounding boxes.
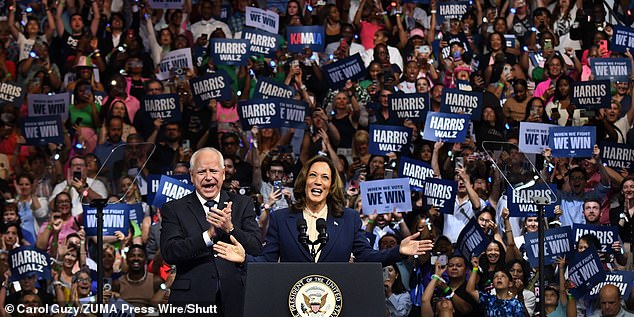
[73,171,82,181]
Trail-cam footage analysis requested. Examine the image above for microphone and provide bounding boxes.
[297,218,309,246]
[316,218,328,245]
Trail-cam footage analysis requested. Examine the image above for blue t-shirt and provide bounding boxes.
[480,292,525,317]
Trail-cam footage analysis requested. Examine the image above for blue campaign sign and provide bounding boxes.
[322,54,367,89]
[548,126,596,158]
[570,80,611,109]
[440,88,483,119]
[436,1,469,25]
[368,124,412,155]
[209,38,250,66]
[525,226,573,268]
[9,247,51,281]
[388,93,429,123]
[601,142,634,172]
[147,174,191,205]
[128,203,145,226]
[519,122,554,154]
[504,34,516,48]
[398,157,434,191]
[253,77,295,99]
[190,70,233,104]
[507,183,556,217]
[422,177,457,214]
[611,25,634,53]
[22,116,63,145]
[142,94,181,123]
[152,175,195,208]
[422,112,470,143]
[83,203,130,236]
[588,271,634,300]
[286,26,325,53]
[568,247,607,298]
[0,81,26,106]
[456,219,490,259]
[237,99,282,130]
[360,178,412,215]
[242,28,279,57]
[573,224,620,255]
[277,98,308,129]
[590,58,632,82]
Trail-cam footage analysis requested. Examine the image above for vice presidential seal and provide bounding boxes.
[288,275,342,317]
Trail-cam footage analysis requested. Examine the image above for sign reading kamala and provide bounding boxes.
[237,99,281,130]
[278,98,309,129]
[245,6,279,34]
[611,25,634,53]
[156,48,194,81]
[148,0,184,9]
[436,1,469,24]
[388,93,429,122]
[322,54,366,89]
[590,58,632,82]
[368,124,412,155]
[422,177,457,214]
[422,112,470,142]
[398,157,434,191]
[573,224,619,254]
[82,203,130,236]
[439,88,482,119]
[568,248,607,298]
[22,116,63,145]
[360,178,412,214]
[456,219,490,259]
[152,175,194,208]
[601,142,634,171]
[28,92,70,120]
[243,28,278,57]
[253,77,294,99]
[9,247,51,282]
[142,94,181,122]
[588,271,634,300]
[507,183,556,217]
[209,39,250,66]
[548,126,596,157]
[286,26,325,53]
[519,122,554,154]
[147,174,190,206]
[571,80,611,109]
[525,226,573,267]
[190,70,233,104]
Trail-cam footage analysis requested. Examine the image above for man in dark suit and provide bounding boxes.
[160,147,262,317]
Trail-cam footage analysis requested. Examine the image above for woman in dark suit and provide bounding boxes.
[215,156,433,264]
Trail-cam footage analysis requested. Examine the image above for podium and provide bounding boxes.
[244,263,386,317]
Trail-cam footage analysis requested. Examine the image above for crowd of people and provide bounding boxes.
[0,0,632,315]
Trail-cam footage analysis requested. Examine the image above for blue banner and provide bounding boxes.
[601,142,634,172]
[590,58,632,82]
[152,175,195,208]
[128,203,145,226]
[0,81,26,106]
[9,247,51,281]
[507,183,556,217]
[360,178,412,215]
[209,38,251,66]
[504,34,516,48]
[147,174,191,205]
[237,99,282,130]
[82,203,130,236]
[321,53,366,89]
[456,219,490,259]
[368,124,412,155]
[242,28,279,57]
[525,226,573,268]
[548,126,596,157]
[440,89,483,119]
[286,26,325,53]
[22,116,63,145]
[142,94,181,123]
[588,271,634,300]
[398,157,434,191]
[422,112,470,143]
[253,77,295,99]
[277,98,309,129]
[422,177,457,214]
[568,247,607,298]
[436,1,469,25]
[611,25,634,53]
[388,93,429,123]
[190,70,233,104]
[570,80,611,109]
[573,224,619,255]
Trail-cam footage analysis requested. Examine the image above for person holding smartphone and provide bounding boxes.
[48,156,108,217]
[421,255,479,317]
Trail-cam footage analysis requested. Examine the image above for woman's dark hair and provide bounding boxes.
[15,173,34,186]
[319,4,337,24]
[106,99,132,124]
[553,75,573,101]
[388,264,407,295]
[524,97,550,122]
[1,221,24,243]
[479,240,507,272]
[487,32,508,52]
[73,80,92,103]
[579,233,601,251]
[292,156,345,217]
[53,192,73,211]
[506,259,531,287]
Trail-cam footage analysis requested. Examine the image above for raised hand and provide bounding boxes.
[399,232,434,256]
[213,235,245,263]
